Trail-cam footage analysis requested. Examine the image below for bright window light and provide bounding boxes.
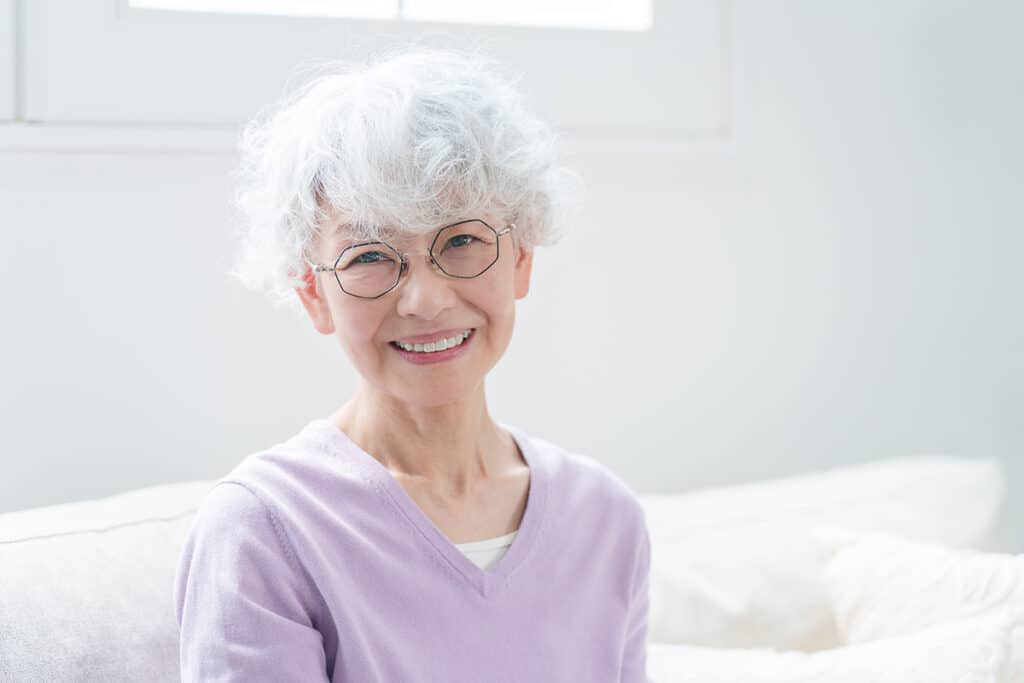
[404,0,651,32]
[127,0,653,31]
[128,1,399,21]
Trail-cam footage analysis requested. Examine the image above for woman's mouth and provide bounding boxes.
[388,328,476,364]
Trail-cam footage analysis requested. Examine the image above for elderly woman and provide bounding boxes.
[173,47,650,682]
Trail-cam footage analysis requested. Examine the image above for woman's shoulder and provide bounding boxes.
[510,425,646,524]
[219,419,371,502]
[179,420,379,567]
[184,480,284,551]
[185,420,380,558]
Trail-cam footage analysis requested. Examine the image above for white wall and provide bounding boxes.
[1,1,1021,550]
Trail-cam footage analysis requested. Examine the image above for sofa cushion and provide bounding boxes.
[641,455,1008,650]
[0,480,214,683]
[645,608,1016,683]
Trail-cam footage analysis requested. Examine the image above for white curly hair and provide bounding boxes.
[227,44,584,317]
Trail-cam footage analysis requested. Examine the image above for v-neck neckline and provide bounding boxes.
[305,418,550,599]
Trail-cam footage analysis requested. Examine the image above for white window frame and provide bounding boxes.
[0,0,15,121]
[17,0,726,138]
[127,0,654,33]
[127,0,401,22]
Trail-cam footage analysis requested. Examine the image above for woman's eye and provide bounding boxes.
[354,252,391,264]
[447,234,477,249]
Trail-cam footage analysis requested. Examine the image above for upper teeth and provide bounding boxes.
[396,330,472,353]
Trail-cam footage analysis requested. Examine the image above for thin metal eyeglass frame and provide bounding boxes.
[304,219,517,300]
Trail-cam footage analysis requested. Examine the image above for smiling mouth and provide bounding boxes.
[389,328,475,354]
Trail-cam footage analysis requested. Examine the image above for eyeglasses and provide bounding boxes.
[305,219,516,299]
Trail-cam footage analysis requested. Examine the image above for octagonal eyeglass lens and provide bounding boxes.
[334,241,403,298]
[431,220,501,278]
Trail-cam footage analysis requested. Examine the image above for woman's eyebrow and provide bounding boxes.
[334,220,439,248]
[333,222,384,243]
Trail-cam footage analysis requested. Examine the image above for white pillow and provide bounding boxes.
[642,455,1006,650]
[645,609,1015,683]
[812,526,1024,683]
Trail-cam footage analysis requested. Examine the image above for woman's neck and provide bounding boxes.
[329,384,518,498]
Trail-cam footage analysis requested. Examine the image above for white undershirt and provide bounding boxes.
[452,530,518,570]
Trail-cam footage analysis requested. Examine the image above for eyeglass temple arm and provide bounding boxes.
[303,257,330,272]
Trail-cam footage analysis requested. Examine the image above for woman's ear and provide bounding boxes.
[295,264,336,335]
[513,244,534,300]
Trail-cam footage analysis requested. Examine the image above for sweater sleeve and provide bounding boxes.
[620,512,651,683]
[173,481,330,683]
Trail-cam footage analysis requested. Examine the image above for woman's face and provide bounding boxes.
[296,212,534,408]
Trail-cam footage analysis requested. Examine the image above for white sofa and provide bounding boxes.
[0,456,1015,682]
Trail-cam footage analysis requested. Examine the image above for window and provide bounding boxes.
[21,0,723,136]
[128,0,396,21]
[127,0,653,31]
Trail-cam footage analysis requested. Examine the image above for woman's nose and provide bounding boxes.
[393,251,457,320]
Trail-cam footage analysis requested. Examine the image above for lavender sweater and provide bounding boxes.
[173,419,651,682]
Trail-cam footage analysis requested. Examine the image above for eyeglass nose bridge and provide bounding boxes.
[394,246,444,280]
